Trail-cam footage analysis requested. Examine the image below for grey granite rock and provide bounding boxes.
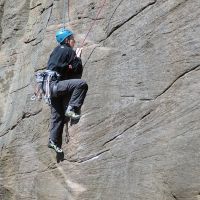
[0,0,200,199]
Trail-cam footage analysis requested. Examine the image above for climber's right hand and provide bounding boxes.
[76,47,83,58]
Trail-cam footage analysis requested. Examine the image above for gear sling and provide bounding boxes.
[33,70,60,105]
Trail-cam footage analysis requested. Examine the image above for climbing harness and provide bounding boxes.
[31,70,60,105]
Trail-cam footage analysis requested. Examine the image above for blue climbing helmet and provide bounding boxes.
[56,28,73,43]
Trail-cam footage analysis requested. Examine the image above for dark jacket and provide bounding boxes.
[47,43,83,79]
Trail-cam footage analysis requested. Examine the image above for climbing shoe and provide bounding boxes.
[48,139,63,153]
[65,105,81,120]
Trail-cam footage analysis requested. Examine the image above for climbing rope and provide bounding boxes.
[81,0,106,47]
[62,0,106,53]
[76,0,107,55]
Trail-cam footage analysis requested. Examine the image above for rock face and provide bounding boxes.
[0,0,200,199]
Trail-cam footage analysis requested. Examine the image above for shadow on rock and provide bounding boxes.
[56,152,65,163]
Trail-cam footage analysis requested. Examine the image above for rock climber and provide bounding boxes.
[46,28,88,153]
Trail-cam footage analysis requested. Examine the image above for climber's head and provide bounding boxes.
[67,35,75,48]
[56,28,75,47]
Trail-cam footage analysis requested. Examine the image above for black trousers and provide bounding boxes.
[50,79,88,147]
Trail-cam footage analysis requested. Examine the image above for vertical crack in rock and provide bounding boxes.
[106,0,157,38]
[155,64,200,99]
[0,1,5,45]
[45,3,54,28]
